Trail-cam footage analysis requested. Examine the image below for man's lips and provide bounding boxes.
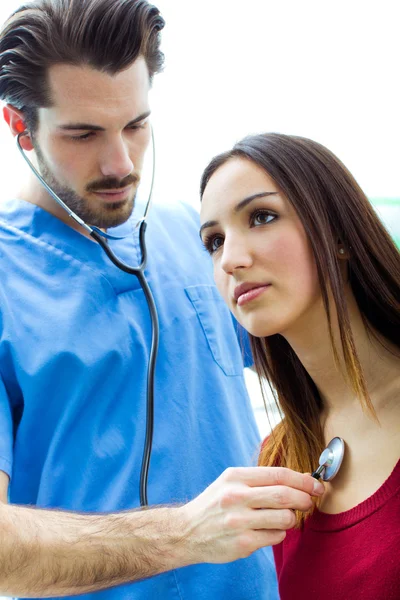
[91,186,133,201]
[233,281,271,306]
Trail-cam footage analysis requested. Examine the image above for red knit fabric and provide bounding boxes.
[273,459,400,599]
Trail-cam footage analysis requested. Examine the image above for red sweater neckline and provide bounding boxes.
[308,457,400,532]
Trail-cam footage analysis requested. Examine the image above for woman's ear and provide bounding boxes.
[336,244,351,282]
[3,104,34,151]
[336,238,350,260]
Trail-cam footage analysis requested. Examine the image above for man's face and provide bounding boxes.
[32,58,151,228]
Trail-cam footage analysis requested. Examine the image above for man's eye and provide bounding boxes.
[69,132,94,141]
[128,121,148,131]
[251,210,277,226]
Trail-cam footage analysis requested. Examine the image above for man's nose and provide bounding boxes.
[99,136,134,180]
[220,235,253,274]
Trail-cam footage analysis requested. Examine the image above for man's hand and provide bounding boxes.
[178,466,324,563]
[0,467,323,596]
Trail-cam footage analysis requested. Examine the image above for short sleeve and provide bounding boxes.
[0,372,13,478]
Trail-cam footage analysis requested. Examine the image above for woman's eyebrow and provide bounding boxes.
[234,191,278,213]
[200,191,278,237]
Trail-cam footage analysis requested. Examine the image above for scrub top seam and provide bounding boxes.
[0,218,119,297]
[0,454,12,467]
[0,455,12,478]
[171,569,185,600]
[127,215,142,266]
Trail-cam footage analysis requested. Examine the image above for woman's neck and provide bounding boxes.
[283,287,399,416]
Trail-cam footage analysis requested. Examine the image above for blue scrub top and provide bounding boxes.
[0,198,278,599]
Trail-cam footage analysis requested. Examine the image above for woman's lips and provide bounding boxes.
[236,284,271,306]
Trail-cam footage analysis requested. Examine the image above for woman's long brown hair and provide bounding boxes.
[201,133,400,523]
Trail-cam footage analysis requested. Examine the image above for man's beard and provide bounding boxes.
[34,144,139,229]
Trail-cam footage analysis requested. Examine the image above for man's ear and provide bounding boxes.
[3,104,34,151]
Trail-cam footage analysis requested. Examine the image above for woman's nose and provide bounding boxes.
[220,236,253,274]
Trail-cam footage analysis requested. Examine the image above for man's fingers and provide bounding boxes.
[244,529,288,555]
[256,528,287,547]
[247,486,314,512]
[250,508,297,531]
[223,466,324,496]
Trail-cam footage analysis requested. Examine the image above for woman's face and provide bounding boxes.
[200,157,321,338]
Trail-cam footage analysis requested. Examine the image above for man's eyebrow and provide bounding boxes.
[199,192,278,237]
[58,110,151,131]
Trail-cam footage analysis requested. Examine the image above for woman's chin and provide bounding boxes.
[242,321,281,339]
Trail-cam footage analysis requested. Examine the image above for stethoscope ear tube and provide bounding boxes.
[91,222,159,507]
[17,125,156,242]
[17,129,159,507]
[90,221,147,274]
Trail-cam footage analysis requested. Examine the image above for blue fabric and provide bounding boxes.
[0,373,13,478]
[0,198,278,600]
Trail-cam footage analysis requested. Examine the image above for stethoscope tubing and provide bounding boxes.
[17,129,159,507]
[91,224,159,506]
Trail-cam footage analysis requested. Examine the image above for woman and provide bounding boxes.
[199,133,400,599]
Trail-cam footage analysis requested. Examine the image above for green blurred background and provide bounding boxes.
[370,198,400,248]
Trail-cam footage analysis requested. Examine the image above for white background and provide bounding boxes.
[1,1,400,206]
[0,0,399,459]
[0,0,398,436]
[0,3,398,595]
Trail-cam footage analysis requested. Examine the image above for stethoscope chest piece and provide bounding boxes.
[312,436,345,482]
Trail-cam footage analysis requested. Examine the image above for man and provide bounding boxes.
[0,1,323,598]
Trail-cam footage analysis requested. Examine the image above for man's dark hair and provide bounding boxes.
[0,0,165,130]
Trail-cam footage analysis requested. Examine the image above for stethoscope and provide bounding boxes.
[312,437,345,481]
[16,130,347,500]
[16,129,158,507]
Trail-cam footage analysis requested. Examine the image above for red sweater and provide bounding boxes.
[273,459,400,599]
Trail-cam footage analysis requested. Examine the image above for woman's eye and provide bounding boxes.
[211,236,224,252]
[251,210,277,226]
[203,234,224,255]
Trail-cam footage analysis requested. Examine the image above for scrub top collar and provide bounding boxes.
[0,198,148,295]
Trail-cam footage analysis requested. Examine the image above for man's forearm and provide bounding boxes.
[0,501,189,597]
[0,466,325,597]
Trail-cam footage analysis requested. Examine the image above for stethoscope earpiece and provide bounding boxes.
[16,121,26,134]
[312,437,345,482]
